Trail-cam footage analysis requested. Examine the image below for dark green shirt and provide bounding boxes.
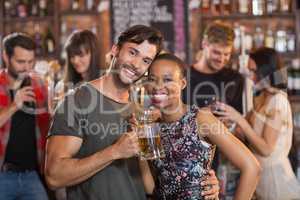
[49,83,146,200]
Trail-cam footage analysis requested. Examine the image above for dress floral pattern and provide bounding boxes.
[152,105,216,200]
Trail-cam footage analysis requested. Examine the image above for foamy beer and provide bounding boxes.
[137,119,165,160]
[130,82,165,160]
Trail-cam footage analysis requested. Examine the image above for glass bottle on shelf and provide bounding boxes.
[31,0,39,16]
[39,0,48,17]
[4,0,13,18]
[86,0,94,10]
[223,0,231,14]
[201,0,210,13]
[17,0,28,18]
[238,0,249,14]
[233,23,241,52]
[244,34,253,52]
[91,23,97,35]
[297,147,300,180]
[293,59,300,96]
[252,0,264,15]
[254,26,264,49]
[264,27,275,48]
[266,0,279,13]
[280,0,291,12]
[287,62,293,95]
[44,28,55,54]
[212,0,221,15]
[60,21,68,47]
[33,24,44,56]
[275,29,287,53]
[79,0,86,11]
[71,0,80,11]
[287,29,296,52]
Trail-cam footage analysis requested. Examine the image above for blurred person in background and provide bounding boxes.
[54,30,101,101]
[0,33,50,200]
[214,47,300,200]
[183,21,245,171]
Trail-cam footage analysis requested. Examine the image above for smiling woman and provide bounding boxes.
[54,30,101,102]
[139,53,260,200]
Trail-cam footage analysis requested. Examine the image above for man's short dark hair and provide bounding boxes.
[3,32,36,58]
[117,25,163,56]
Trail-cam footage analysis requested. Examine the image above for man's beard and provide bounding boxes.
[7,60,26,80]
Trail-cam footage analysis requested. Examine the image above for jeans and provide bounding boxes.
[0,171,48,200]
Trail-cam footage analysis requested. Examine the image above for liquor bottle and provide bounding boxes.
[4,0,12,17]
[33,24,43,56]
[9,0,18,18]
[252,0,264,15]
[17,0,28,18]
[280,0,291,12]
[31,0,39,16]
[287,29,296,52]
[223,0,231,14]
[239,0,249,14]
[44,28,55,54]
[275,29,287,53]
[202,0,210,13]
[86,0,94,10]
[72,0,80,11]
[266,0,273,13]
[264,27,275,48]
[245,34,253,52]
[297,146,300,181]
[266,0,279,13]
[60,21,68,59]
[39,0,48,17]
[212,0,221,15]
[233,23,241,52]
[293,59,300,95]
[253,26,264,49]
[79,0,86,11]
[91,23,97,35]
[288,61,295,95]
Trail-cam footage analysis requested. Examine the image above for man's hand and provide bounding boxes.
[14,86,36,108]
[201,170,220,200]
[112,131,140,159]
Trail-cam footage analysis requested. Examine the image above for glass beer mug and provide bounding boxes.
[130,81,165,160]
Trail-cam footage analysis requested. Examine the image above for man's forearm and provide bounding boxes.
[46,144,118,189]
[0,103,18,127]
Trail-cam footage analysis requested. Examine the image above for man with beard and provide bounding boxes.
[184,21,244,113]
[183,21,245,175]
[45,25,162,200]
[0,33,50,199]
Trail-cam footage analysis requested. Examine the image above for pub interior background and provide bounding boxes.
[1,0,300,199]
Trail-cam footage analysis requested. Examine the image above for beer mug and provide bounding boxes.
[130,81,165,160]
[136,120,165,160]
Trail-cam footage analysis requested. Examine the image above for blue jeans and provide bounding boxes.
[0,171,48,200]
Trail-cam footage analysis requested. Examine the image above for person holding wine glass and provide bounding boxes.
[139,53,261,200]
[212,47,300,200]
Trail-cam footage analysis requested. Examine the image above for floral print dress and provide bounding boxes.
[152,105,216,200]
